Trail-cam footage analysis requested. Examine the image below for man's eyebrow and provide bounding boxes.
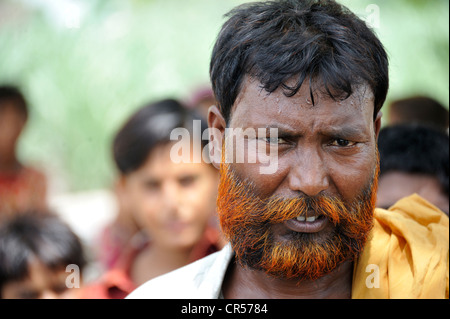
[253,124,367,137]
[261,124,301,136]
[238,123,298,136]
[324,126,367,137]
[241,122,369,140]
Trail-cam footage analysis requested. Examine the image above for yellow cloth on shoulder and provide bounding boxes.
[352,194,449,299]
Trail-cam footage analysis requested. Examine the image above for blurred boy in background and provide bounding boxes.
[377,124,449,215]
[387,96,449,132]
[187,85,216,120]
[0,85,47,221]
[0,212,86,299]
[83,99,223,298]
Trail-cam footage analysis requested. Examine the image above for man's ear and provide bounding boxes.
[207,105,226,170]
[374,111,383,141]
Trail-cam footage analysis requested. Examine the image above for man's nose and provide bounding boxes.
[287,147,329,197]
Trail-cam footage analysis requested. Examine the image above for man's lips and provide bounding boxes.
[283,214,329,233]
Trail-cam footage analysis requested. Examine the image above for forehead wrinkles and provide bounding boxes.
[231,77,374,124]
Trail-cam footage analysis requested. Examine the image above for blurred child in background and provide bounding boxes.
[96,180,141,270]
[377,124,449,215]
[0,85,47,221]
[0,212,87,299]
[387,96,449,132]
[187,85,216,120]
[83,99,223,298]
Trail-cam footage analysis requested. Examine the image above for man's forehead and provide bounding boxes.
[230,77,375,125]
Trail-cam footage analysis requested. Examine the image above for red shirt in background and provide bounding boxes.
[81,226,223,299]
[0,166,47,219]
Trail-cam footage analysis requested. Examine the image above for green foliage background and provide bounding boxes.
[0,0,448,191]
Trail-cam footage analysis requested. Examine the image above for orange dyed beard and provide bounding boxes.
[217,161,379,281]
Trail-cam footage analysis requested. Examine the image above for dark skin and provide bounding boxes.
[222,258,354,299]
[208,77,382,299]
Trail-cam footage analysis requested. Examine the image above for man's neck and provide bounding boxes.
[222,258,353,299]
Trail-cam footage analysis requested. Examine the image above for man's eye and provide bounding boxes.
[264,137,287,144]
[331,138,355,147]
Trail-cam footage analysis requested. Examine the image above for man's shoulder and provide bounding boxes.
[372,193,448,260]
[126,244,234,299]
[374,193,449,232]
[353,194,448,298]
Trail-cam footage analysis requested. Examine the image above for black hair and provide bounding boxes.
[0,212,86,297]
[0,85,28,119]
[378,124,449,196]
[389,96,449,132]
[210,0,389,124]
[112,99,209,175]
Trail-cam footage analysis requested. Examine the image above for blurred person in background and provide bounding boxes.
[96,181,141,271]
[377,124,449,215]
[0,85,47,221]
[187,85,216,120]
[82,99,223,298]
[0,211,87,299]
[387,96,449,133]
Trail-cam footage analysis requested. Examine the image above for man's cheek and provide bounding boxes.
[231,164,288,200]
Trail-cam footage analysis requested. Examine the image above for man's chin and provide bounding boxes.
[233,227,347,281]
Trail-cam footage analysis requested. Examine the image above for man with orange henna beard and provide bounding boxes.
[217,160,378,283]
[127,0,448,299]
